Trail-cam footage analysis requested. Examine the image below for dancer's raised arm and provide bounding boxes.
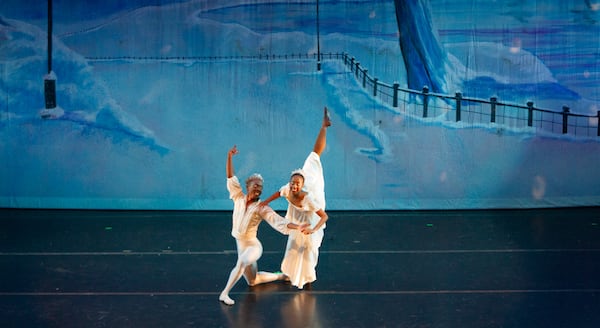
[226,145,238,178]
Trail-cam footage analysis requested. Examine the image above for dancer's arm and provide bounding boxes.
[290,222,311,231]
[302,209,328,234]
[259,206,290,234]
[288,222,305,230]
[225,146,244,198]
[260,191,281,207]
[226,145,238,178]
[259,203,309,233]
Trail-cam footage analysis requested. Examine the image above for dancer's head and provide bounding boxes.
[289,169,305,194]
[245,173,264,201]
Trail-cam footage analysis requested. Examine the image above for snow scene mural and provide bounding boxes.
[1,0,599,210]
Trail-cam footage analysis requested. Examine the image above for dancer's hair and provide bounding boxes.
[245,173,264,185]
[290,169,305,181]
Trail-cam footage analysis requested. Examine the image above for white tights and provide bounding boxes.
[219,238,282,305]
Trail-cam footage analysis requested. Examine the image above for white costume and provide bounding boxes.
[220,176,290,305]
[227,176,289,241]
[280,152,326,288]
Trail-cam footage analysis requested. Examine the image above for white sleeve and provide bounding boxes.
[259,206,291,235]
[279,184,290,198]
[227,176,243,200]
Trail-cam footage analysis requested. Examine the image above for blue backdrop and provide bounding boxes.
[1,0,599,210]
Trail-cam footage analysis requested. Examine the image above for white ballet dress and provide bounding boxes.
[280,151,326,288]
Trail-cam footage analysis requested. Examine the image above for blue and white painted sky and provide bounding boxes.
[1,0,599,209]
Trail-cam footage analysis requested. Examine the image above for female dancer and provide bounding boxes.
[261,107,331,289]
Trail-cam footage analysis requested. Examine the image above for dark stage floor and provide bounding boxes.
[1,207,599,327]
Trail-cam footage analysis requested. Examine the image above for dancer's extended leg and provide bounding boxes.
[219,262,244,305]
[247,268,287,286]
[312,107,331,156]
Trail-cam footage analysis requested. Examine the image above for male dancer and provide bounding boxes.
[220,145,306,305]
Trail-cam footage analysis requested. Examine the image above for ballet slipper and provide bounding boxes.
[219,293,235,306]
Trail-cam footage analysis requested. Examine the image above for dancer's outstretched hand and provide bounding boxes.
[228,145,238,156]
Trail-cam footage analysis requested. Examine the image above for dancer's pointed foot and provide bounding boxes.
[219,293,235,306]
[323,106,331,127]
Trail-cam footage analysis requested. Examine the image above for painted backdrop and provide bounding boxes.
[1,0,599,210]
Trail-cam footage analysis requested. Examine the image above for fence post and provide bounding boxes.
[562,106,570,134]
[393,82,399,108]
[422,86,429,118]
[455,92,462,122]
[355,62,360,78]
[527,101,534,127]
[350,57,355,73]
[373,78,378,97]
[363,70,368,88]
[490,97,497,123]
